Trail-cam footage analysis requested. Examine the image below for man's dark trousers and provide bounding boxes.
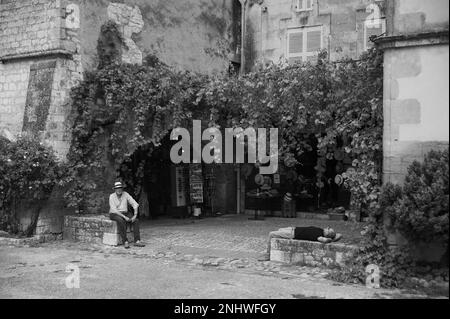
[109,212,140,243]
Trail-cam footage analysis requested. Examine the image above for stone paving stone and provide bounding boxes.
[35,215,365,280]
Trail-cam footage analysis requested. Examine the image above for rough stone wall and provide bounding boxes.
[0,55,81,157]
[1,0,237,236]
[1,0,234,155]
[270,238,358,267]
[64,215,130,246]
[106,2,145,65]
[0,0,82,236]
[67,0,235,74]
[0,0,64,59]
[0,60,31,136]
[0,233,62,246]
[244,0,386,69]
[0,0,82,158]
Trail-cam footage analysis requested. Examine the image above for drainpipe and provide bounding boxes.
[236,166,241,214]
[239,0,247,74]
[237,0,247,214]
[261,5,267,64]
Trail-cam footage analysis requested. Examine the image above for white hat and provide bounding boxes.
[113,182,124,189]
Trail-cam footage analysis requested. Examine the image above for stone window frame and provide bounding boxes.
[286,25,323,64]
[363,17,386,51]
[293,0,313,13]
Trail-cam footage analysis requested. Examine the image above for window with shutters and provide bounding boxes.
[286,26,323,64]
[294,0,313,12]
[363,18,386,51]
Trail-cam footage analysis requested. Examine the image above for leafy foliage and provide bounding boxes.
[65,48,383,215]
[330,182,416,288]
[0,136,64,236]
[387,149,449,244]
[65,56,211,213]
[199,49,384,209]
[331,149,449,288]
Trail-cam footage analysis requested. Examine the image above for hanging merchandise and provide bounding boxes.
[189,163,204,204]
[334,149,345,161]
[334,174,344,186]
[254,174,265,186]
[204,165,217,213]
[242,164,254,178]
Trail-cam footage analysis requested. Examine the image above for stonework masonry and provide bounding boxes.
[3,0,447,242]
[0,0,82,159]
[0,0,236,236]
[270,238,358,267]
[63,215,132,246]
[0,0,82,238]
[243,0,387,70]
[1,0,235,158]
[106,2,145,65]
[378,0,449,184]
[0,0,64,59]
[63,0,236,74]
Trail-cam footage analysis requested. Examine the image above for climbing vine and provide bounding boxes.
[65,44,383,217]
[65,56,211,213]
[198,49,384,211]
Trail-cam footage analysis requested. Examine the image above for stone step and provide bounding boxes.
[244,209,363,222]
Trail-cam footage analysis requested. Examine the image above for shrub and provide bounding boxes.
[0,135,64,236]
[388,149,449,244]
[330,149,449,288]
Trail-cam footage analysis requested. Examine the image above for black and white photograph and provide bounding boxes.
[0,0,449,307]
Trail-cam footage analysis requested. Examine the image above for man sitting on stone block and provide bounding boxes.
[109,182,145,249]
[260,226,342,261]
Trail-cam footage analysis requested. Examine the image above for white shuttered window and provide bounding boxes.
[294,0,313,12]
[287,26,323,64]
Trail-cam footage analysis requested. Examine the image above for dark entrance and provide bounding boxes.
[119,133,238,220]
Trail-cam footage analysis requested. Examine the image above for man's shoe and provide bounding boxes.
[134,241,145,247]
[124,241,130,249]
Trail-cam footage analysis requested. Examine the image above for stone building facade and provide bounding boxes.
[241,0,387,71]
[0,0,82,158]
[0,0,238,158]
[0,0,238,235]
[375,0,449,184]
[2,0,447,238]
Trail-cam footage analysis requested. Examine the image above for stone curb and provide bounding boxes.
[0,233,63,247]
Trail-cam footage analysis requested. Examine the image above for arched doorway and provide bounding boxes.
[118,131,238,220]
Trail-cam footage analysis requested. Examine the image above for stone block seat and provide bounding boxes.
[270,238,359,268]
[63,215,132,246]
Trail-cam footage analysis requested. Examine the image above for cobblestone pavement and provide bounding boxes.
[1,245,425,299]
[1,215,445,298]
[140,214,365,253]
[26,215,365,280]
